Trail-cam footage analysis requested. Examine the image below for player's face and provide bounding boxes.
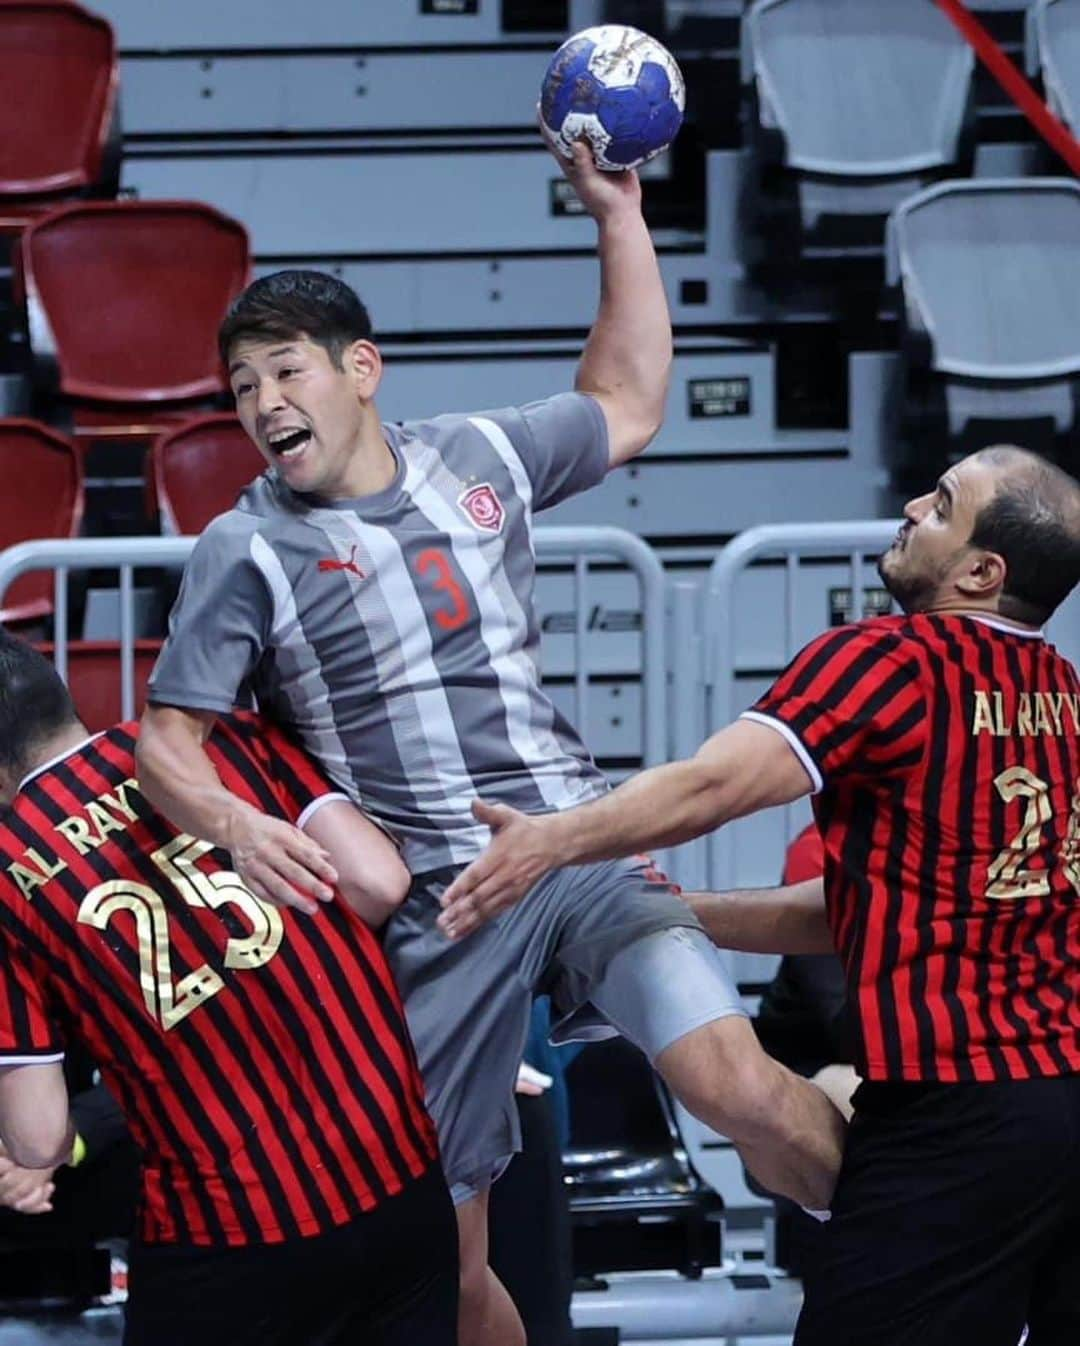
[228,336,372,496]
[878,456,999,612]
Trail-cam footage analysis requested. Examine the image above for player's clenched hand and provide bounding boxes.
[0,1146,56,1215]
[538,107,641,222]
[437,800,557,939]
[226,807,338,917]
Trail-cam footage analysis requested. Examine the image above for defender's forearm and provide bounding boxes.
[547,757,732,867]
[542,720,813,870]
[685,880,832,956]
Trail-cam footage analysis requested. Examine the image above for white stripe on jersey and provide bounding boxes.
[316,502,490,866]
[470,416,534,548]
[405,441,582,810]
[249,534,358,799]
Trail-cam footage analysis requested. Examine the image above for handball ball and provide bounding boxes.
[540,24,685,172]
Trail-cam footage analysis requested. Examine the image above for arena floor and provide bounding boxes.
[0,1312,121,1345]
[0,1311,799,1346]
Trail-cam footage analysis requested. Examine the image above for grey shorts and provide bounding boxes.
[382,856,745,1204]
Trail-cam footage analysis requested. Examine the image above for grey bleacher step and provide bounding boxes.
[253,246,756,336]
[377,336,779,456]
[91,0,563,50]
[120,50,551,137]
[120,144,691,258]
[545,454,877,539]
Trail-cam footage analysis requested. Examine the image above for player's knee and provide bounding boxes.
[658,1015,784,1141]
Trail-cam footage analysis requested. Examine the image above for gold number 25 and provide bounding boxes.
[986,767,1080,901]
[78,834,284,1030]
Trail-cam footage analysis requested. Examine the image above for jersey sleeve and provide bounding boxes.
[472,393,609,511]
[743,624,928,791]
[147,515,272,715]
[0,922,64,1065]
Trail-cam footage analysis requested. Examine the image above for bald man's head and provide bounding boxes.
[968,446,1080,624]
[879,447,1080,622]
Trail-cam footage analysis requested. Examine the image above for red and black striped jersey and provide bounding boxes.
[0,713,437,1247]
[748,614,1080,1084]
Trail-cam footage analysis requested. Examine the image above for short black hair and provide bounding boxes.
[218,270,373,370]
[970,448,1080,624]
[0,631,79,777]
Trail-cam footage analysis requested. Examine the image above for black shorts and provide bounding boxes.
[795,1075,1080,1346]
[123,1166,458,1346]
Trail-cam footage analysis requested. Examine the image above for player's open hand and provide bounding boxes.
[538,106,641,222]
[437,800,557,939]
[226,807,338,916]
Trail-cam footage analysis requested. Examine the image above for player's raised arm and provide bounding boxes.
[136,705,338,916]
[553,137,672,467]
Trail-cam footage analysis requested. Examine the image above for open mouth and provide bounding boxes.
[266,428,312,460]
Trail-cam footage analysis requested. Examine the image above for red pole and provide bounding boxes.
[934,0,1080,176]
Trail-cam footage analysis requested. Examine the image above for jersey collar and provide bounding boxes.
[18,733,105,794]
[961,614,1045,639]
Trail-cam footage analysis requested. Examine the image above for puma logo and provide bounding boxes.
[317,545,365,579]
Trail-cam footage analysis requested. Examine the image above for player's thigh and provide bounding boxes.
[317,1171,460,1346]
[362,1262,459,1346]
[383,874,533,1192]
[549,857,736,1049]
[587,920,748,1069]
[796,1080,1071,1346]
[124,1243,283,1346]
[127,1171,460,1346]
[1027,1131,1080,1346]
[1027,1222,1080,1346]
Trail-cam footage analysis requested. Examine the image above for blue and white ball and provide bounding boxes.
[540,24,685,172]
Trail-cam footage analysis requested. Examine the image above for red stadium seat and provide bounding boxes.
[36,639,161,731]
[0,418,84,624]
[149,413,265,534]
[0,0,119,233]
[16,200,251,437]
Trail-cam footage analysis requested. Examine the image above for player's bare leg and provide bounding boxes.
[656,1015,845,1211]
[456,1189,526,1346]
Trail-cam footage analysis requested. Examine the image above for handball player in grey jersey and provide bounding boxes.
[137,140,844,1346]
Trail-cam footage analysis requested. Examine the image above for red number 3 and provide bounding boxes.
[415,548,470,632]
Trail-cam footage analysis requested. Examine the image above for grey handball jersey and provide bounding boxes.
[148,394,613,873]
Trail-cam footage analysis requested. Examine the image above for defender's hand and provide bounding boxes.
[515,1063,554,1097]
[226,808,338,916]
[540,109,642,223]
[0,1146,56,1215]
[437,800,558,939]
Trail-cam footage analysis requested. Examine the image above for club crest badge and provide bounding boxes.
[458,483,505,534]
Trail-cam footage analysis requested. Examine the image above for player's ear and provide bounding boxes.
[955,548,1006,601]
[346,340,382,400]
